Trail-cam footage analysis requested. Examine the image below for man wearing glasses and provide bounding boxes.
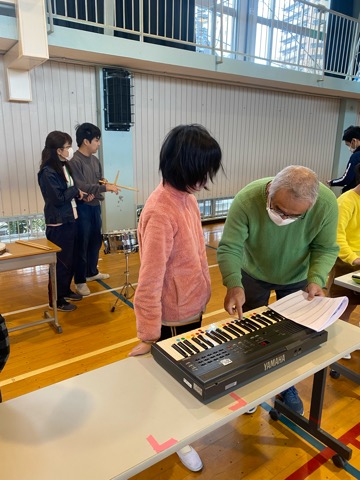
[217,165,339,414]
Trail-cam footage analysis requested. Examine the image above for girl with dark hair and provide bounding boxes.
[129,124,223,472]
[38,131,93,311]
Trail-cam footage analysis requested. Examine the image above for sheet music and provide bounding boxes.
[269,290,349,332]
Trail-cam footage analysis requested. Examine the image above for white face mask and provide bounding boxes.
[349,146,355,153]
[66,147,74,161]
[266,207,298,226]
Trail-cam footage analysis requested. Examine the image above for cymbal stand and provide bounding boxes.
[111,248,136,312]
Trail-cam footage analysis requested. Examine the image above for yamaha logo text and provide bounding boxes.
[264,354,286,371]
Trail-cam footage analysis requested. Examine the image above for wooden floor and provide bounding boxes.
[0,222,359,480]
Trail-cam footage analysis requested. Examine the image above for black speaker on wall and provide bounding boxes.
[103,68,134,131]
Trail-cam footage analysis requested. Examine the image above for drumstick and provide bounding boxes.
[99,179,138,192]
[15,240,52,251]
[113,170,119,186]
[116,184,139,192]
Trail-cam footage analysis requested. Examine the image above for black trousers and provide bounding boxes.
[159,317,202,341]
[46,222,77,304]
[75,204,103,283]
[241,269,308,312]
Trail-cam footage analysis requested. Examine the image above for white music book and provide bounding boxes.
[269,290,349,332]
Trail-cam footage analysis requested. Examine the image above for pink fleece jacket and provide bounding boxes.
[134,182,211,342]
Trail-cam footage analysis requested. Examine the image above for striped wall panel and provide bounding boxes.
[0,59,97,217]
[133,73,340,206]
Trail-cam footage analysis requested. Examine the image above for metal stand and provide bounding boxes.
[111,249,136,312]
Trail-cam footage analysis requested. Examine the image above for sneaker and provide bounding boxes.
[246,406,257,414]
[64,290,83,302]
[342,353,351,360]
[76,283,91,296]
[86,272,110,282]
[277,386,304,415]
[49,301,77,312]
[177,445,203,472]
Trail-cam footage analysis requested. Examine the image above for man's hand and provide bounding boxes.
[128,342,152,357]
[305,282,325,300]
[224,287,245,318]
[106,183,119,194]
[352,257,360,266]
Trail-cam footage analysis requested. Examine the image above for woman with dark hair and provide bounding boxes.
[129,124,223,472]
[38,131,92,312]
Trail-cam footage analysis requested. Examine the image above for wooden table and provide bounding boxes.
[0,320,359,479]
[0,239,62,333]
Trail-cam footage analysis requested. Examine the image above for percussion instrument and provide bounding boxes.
[101,229,138,310]
[0,242,6,255]
[102,229,138,254]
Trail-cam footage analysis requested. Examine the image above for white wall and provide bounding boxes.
[0,58,97,217]
[133,73,341,206]
[0,58,343,222]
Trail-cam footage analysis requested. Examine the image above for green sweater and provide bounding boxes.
[217,178,339,289]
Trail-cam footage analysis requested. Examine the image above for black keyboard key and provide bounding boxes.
[223,324,240,337]
[171,343,189,358]
[192,336,209,349]
[179,341,195,355]
[252,314,271,326]
[206,331,223,344]
[183,339,200,354]
[198,334,214,347]
[215,328,232,341]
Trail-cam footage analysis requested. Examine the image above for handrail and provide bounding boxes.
[46,0,54,34]
[42,0,360,82]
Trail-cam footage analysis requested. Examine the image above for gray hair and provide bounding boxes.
[269,165,319,207]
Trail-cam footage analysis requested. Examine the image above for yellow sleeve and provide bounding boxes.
[337,195,357,265]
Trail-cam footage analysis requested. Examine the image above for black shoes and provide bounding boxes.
[49,291,82,312]
[64,291,83,302]
[49,300,77,312]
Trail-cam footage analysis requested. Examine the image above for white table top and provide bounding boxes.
[1,321,359,480]
[334,271,360,293]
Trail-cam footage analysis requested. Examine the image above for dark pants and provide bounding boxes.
[242,270,307,398]
[159,319,202,341]
[0,314,10,402]
[75,203,103,284]
[241,269,308,313]
[46,222,77,304]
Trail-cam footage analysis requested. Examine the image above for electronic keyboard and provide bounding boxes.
[151,306,328,403]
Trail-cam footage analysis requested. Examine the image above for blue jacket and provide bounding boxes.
[329,147,360,193]
[38,165,79,224]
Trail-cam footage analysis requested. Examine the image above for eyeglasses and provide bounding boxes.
[269,205,304,220]
[267,194,306,220]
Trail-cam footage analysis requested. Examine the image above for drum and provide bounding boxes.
[102,229,138,254]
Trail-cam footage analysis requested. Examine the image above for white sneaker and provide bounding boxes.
[86,272,110,282]
[246,406,257,414]
[342,353,351,360]
[76,283,91,296]
[177,445,203,472]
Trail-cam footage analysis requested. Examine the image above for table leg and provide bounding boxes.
[272,367,352,464]
[47,262,62,334]
[329,362,360,384]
